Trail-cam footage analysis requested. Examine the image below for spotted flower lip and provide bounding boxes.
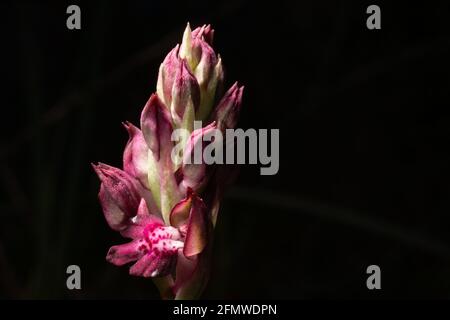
[93,23,243,300]
[105,190,210,279]
[106,199,184,278]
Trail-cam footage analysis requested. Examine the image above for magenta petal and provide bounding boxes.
[97,184,128,231]
[195,41,217,87]
[106,240,143,266]
[120,199,164,239]
[192,24,214,45]
[211,82,244,130]
[123,121,150,189]
[92,163,141,230]
[183,195,210,258]
[129,252,153,276]
[159,45,181,106]
[129,251,176,278]
[180,122,217,193]
[171,59,200,123]
[169,189,193,228]
[135,198,163,226]
[120,224,145,241]
[169,191,210,258]
[122,123,160,215]
[140,93,174,162]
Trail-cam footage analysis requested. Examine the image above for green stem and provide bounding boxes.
[153,275,175,300]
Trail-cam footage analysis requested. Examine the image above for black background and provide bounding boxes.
[1,0,450,299]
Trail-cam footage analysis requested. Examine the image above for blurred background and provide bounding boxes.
[1,0,450,299]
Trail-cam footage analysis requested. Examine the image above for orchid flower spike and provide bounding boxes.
[93,23,244,300]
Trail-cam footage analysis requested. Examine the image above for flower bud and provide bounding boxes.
[157,45,181,108]
[170,59,200,130]
[140,93,174,162]
[180,23,224,121]
[179,122,217,193]
[122,121,149,189]
[211,82,244,131]
[92,163,142,231]
[192,24,214,46]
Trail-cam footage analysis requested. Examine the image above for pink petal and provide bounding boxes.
[158,45,181,106]
[171,59,200,123]
[129,251,176,278]
[140,93,174,162]
[123,222,184,278]
[122,121,149,189]
[192,24,214,45]
[106,240,145,266]
[211,82,244,131]
[120,199,164,239]
[180,122,217,193]
[183,195,210,258]
[169,189,193,228]
[92,163,141,231]
[169,191,210,258]
[195,41,217,89]
[129,252,154,276]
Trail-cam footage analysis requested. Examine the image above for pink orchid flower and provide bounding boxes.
[92,24,243,299]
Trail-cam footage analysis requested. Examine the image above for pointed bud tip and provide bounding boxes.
[91,162,99,173]
[184,22,192,35]
[91,162,107,177]
[122,121,139,136]
[238,85,245,97]
[122,120,131,129]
